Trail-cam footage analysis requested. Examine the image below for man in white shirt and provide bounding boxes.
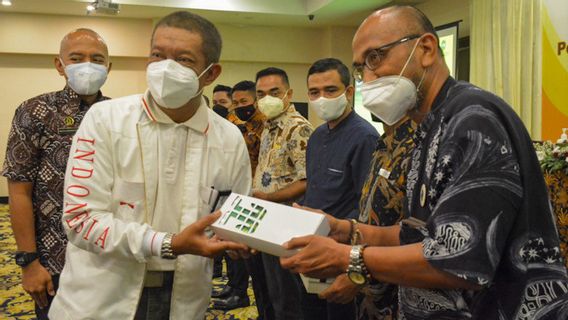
[49,11,252,320]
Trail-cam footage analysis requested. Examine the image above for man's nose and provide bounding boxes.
[362,68,378,83]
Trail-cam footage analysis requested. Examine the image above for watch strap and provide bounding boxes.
[160,233,177,260]
[347,244,370,284]
[15,251,39,267]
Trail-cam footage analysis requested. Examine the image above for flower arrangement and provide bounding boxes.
[534,129,568,174]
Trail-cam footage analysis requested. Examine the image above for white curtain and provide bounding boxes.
[470,0,542,139]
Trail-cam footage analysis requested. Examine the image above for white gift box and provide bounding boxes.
[300,274,335,294]
[211,193,330,257]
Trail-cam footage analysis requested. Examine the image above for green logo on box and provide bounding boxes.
[221,197,267,234]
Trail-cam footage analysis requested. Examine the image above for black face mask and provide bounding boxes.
[234,104,256,121]
[213,105,229,118]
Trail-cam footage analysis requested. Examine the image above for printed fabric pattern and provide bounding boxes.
[1,86,108,274]
[253,105,313,197]
[356,118,416,320]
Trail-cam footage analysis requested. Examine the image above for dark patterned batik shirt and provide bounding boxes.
[356,118,416,320]
[2,86,109,275]
[229,109,265,176]
[399,77,568,319]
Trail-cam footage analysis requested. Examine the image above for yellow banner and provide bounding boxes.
[542,0,568,140]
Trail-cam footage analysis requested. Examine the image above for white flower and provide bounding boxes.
[536,151,545,161]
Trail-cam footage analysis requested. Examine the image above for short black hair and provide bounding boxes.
[153,11,222,65]
[307,58,350,87]
[232,81,256,98]
[255,67,289,87]
[213,84,232,97]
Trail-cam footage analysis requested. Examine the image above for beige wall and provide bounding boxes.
[0,12,356,197]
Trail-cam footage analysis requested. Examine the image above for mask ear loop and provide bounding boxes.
[197,63,214,78]
[193,63,215,100]
[397,36,422,82]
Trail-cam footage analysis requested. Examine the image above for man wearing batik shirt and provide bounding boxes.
[355,117,415,320]
[212,80,267,312]
[1,28,111,319]
[281,6,568,320]
[254,67,313,319]
[230,80,266,174]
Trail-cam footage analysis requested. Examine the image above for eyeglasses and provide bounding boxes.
[352,34,421,82]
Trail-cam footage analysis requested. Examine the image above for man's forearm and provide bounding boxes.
[8,181,37,252]
[363,242,480,290]
[267,179,306,203]
[358,223,401,247]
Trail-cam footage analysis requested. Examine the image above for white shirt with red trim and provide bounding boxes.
[50,92,252,320]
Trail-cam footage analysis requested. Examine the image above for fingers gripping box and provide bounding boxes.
[211,193,330,257]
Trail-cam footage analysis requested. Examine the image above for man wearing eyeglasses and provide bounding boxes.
[281,5,568,319]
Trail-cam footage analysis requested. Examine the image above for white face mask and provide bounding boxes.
[146,59,212,109]
[258,90,288,119]
[309,92,348,121]
[360,38,423,126]
[61,60,108,96]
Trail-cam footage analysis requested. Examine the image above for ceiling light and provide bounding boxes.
[85,0,120,15]
[2,0,12,6]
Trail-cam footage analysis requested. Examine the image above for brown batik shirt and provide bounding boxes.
[253,105,313,203]
[2,86,109,275]
[229,109,266,176]
[356,117,416,320]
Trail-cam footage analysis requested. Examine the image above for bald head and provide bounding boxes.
[366,6,437,42]
[56,28,110,78]
[352,5,450,122]
[60,28,108,57]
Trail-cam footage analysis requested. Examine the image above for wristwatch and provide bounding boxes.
[347,244,370,285]
[160,233,177,260]
[15,251,39,267]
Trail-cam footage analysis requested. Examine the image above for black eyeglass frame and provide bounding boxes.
[352,34,422,81]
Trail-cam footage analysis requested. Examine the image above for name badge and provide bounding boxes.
[59,116,78,135]
[58,127,78,135]
[379,168,391,179]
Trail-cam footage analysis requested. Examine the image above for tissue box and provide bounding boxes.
[211,193,330,257]
[300,274,335,294]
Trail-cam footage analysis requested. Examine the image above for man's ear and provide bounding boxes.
[345,85,355,102]
[418,33,439,68]
[202,63,221,86]
[107,61,113,74]
[54,56,66,77]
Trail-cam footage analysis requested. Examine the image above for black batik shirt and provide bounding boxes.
[2,86,109,275]
[399,78,568,320]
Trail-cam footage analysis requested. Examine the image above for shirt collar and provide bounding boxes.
[325,110,355,133]
[142,90,210,134]
[62,85,105,111]
[266,104,296,129]
[413,76,456,145]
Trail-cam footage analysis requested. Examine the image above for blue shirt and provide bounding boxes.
[303,111,379,219]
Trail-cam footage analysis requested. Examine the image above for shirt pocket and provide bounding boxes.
[113,179,145,223]
[324,167,345,189]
